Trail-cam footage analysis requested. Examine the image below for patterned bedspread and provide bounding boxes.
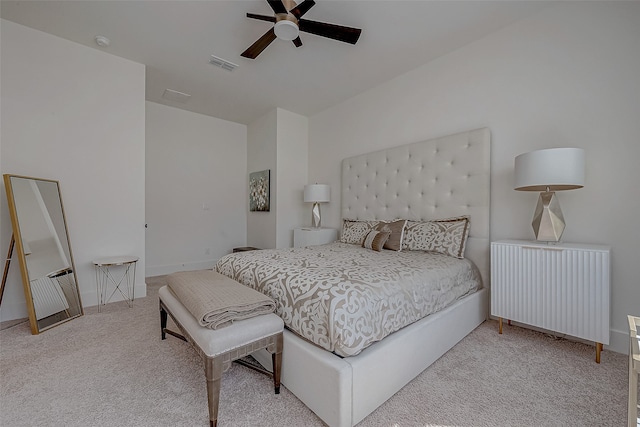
[215,242,481,357]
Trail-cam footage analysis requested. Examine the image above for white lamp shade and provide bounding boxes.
[514,148,585,191]
[303,184,330,203]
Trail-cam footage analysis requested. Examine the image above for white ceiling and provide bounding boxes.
[1,1,549,125]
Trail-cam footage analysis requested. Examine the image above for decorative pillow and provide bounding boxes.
[340,219,381,245]
[402,216,470,259]
[375,219,407,251]
[362,230,391,252]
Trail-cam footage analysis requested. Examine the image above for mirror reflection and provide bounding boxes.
[4,175,83,333]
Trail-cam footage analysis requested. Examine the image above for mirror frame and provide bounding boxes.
[3,174,83,334]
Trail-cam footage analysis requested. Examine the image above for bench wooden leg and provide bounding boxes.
[272,333,283,394]
[205,356,223,427]
[160,301,187,341]
[160,302,167,340]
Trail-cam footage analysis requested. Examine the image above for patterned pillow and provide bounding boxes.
[375,219,407,251]
[362,230,391,252]
[402,216,470,259]
[340,219,381,245]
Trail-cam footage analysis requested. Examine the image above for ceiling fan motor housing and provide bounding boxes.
[274,14,299,40]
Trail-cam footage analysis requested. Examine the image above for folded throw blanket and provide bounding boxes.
[166,270,276,329]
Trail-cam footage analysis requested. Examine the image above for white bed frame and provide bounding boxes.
[253,128,491,427]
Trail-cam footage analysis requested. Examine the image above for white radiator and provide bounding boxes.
[491,240,610,345]
[30,276,69,321]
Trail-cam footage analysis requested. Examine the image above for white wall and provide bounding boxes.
[247,108,308,249]
[145,102,247,276]
[247,109,278,249]
[1,20,146,319]
[275,109,308,248]
[308,2,640,354]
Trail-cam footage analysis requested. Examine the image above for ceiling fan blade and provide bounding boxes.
[298,19,362,45]
[266,0,287,15]
[241,28,277,59]
[289,0,315,19]
[247,13,276,23]
[292,37,303,48]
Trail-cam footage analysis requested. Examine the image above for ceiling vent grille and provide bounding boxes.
[209,55,238,72]
[162,89,191,103]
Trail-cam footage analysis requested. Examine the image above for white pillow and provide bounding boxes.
[402,216,470,259]
[340,219,381,245]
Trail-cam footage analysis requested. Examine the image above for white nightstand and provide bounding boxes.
[293,227,337,248]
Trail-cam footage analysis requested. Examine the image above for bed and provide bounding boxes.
[216,128,491,426]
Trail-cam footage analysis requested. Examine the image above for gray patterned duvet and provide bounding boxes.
[215,242,481,357]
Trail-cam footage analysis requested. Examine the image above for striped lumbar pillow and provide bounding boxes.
[362,230,391,252]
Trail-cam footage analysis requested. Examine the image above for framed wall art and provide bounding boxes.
[249,169,270,212]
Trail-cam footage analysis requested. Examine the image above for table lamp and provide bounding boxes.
[303,184,330,228]
[514,148,585,242]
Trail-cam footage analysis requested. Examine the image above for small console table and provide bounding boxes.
[232,247,260,253]
[93,255,138,312]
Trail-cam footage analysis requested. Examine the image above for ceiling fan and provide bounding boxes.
[241,0,362,59]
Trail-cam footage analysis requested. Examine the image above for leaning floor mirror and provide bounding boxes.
[3,174,83,334]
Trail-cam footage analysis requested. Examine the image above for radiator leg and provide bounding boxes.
[498,317,503,334]
[596,342,603,364]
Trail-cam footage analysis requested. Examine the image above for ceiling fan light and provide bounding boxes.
[274,20,299,41]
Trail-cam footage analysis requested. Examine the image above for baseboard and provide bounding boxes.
[81,282,148,308]
[0,282,148,320]
[607,328,628,355]
[0,301,28,322]
[145,259,219,278]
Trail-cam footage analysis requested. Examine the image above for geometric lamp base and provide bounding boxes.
[311,202,322,228]
[532,191,565,242]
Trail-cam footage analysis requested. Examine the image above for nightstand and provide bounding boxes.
[491,239,610,363]
[293,227,337,248]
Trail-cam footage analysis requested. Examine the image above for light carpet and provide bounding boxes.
[0,275,629,427]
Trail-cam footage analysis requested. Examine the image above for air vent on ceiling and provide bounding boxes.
[162,89,191,103]
[209,55,238,72]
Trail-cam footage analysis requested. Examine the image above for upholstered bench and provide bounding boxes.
[158,285,284,427]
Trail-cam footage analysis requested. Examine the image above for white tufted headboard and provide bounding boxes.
[341,128,491,287]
